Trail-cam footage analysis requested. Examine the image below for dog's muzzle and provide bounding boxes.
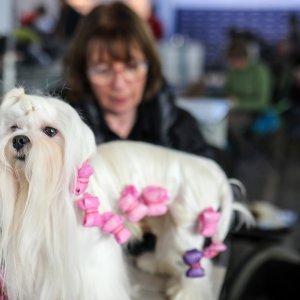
[13,135,30,161]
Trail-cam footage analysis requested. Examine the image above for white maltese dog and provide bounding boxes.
[0,88,252,300]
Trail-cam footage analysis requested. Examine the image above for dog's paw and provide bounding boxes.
[136,253,158,274]
[166,276,214,300]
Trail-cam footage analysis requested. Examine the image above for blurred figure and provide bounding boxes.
[289,59,300,107]
[224,41,272,132]
[62,1,231,255]
[269,39,293,106]
[15,5,56,65]
[55,0,82,43]
[20,5,56,40]
[286,58,300,137]
[20,5,47,27]
[147,3,164,40]
[288,13,300,63]
[125,0,164,40]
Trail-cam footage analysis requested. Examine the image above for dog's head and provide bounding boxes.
[0,87,96,184]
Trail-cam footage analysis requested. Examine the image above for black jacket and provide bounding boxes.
[71,85,217,161]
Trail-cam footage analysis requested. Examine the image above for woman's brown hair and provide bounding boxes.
[64,1,163,102]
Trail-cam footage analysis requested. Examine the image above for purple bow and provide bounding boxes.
[183,249,205,278]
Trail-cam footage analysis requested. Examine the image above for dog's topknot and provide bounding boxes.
[4,87,25,102]
[1,87,26,110]
[1,88,37,116]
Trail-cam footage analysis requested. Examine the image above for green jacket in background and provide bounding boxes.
[224,61,271,112]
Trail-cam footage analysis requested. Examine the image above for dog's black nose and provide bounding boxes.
[12,135,30,151]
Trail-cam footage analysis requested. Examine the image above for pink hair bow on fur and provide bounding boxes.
[203,242,227,259]
[0,273,8,300]
[76,193,103,227]
[119,185,169,221]
[73,160,94,196]
[119,185,149,222]
[100,212,131,245]
[140,186,169,216]
[197,207,221,237]
[76,194,131,244]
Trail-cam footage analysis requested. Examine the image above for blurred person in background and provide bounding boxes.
[269,39,294,108]
[224,40,272,133]
[146,4,164,40]
[55,0,82,43]
[285,58,300,137]
[62,1,232,254]
[288,13,300,64]
[125,0,164,40]
[16,4,56,65]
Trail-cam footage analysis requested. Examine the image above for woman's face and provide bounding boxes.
[86,45,148,116]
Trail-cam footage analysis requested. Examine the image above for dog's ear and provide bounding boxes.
[55,100,97,185]
[0,87,25,109]
[69,120,96,164]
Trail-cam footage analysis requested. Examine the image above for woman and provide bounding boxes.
[63,1,230,254]
[63,1,219,158]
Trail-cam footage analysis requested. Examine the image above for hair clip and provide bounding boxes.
[76,193,103,227]
[203,242,227,259]
[73,160,94,196]
[100,212,131,245]
[119,185,148,222]
[197,207,221,237]
[183,249,205,278]
[0,272,8,300]
[140,186,169,216]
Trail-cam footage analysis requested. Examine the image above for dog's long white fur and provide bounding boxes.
[0,88,130,300]
[0,88,252,300]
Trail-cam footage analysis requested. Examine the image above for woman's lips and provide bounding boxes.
[111,97,128,104]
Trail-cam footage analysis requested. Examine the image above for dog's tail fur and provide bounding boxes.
[213,176,254,244]
[230,178,256,230]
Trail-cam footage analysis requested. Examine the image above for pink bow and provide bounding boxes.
[140,186,169,216]
[76,194,131,244]
[203,242,227,259]
[119,185,149,222]
[73,160,94,196]
[100,212,131,245]
[197,207,221,237]
[76,193,103,227]
[119,185,169,221]
[0,273,7,300]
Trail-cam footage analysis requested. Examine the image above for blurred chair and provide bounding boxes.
[220,245,300,300]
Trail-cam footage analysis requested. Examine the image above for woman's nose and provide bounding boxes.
[112,71,128,89]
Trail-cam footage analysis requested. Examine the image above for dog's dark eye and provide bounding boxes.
[43,127,58,137]
[11,125,19,132]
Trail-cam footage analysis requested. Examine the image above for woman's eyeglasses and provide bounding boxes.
[87,61,148,86]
